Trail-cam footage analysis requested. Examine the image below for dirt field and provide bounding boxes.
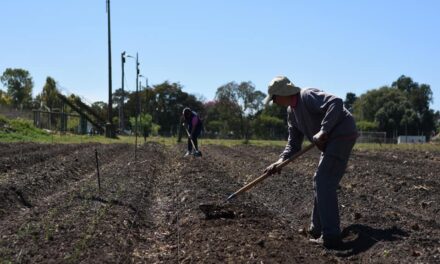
[1,142,439,263]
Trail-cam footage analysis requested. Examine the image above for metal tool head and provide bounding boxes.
[199,203,235,219]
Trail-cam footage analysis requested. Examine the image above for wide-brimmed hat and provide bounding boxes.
[264,76,301,106]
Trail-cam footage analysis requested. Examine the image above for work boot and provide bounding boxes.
[307,227,321,239]
[309,234,342,249]
[298,226,320,239]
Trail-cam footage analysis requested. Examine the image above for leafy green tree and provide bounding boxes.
[392,75,433,113]
[375,101,408,137]
[356,120,379,132]
[353,86,407,122]
[125,81,204,136]
[203,100,223,136]
[0,68,33,109]
[39,77,62,110]
[434,111,440,134]
[252,101,288,139]
[90,101,107,120]
[129,113,160,136]
[400,108,419,135]
[215,81,265,140]
[419,109,436,139]
[0,90,12,105]
[344,92,357,113]
[353,76,437,139]
[253,114,285,139]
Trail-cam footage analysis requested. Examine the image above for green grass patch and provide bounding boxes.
[354,142,440,152]
[1,115,439,152]
[0,115,51,142]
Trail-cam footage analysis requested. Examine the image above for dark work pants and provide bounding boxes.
[187,125,202,152]
[310,137,356,237]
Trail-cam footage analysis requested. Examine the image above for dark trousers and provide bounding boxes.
[187,125,202,152]
[310,137,356,236]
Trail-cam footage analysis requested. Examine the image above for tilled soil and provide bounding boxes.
[0,142,439,263]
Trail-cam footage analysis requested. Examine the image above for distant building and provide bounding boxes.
[397,135,426,144]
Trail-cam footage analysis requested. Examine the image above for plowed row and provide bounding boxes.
[0,142,439,263]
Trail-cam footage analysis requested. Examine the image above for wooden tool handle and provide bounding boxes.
[227,144,314,201]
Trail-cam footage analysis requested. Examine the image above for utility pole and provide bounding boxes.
[139,75,148,115]
[135,53,139,159]
[120,51,126,132]
[105,0,114,138]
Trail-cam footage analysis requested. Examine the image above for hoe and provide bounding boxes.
[183,124,202,157]
[199,143,315,219]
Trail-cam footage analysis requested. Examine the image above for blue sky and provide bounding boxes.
[1,1,439,110]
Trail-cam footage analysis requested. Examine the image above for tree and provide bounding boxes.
[353,75,437,139]
[344,92,357,113]
[435,111,440,134]
[0,90,12,105]
[1,68,33,109]
[253,114,285,139]
[400,108,419,135]
[39,77,62,110]
[419,109,436,139]
[129,113,160,136]
[215,81,265,140]
[353,86,406,122]
[125,81,204,136]
[256,102,289,139]
[356,120,379,132]
[91,101,107,120]
[392,75,433,113]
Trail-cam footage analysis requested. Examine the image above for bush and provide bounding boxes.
[356,120,379,131]
[0,115,49,141]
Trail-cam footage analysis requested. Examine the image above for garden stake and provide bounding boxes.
[95,149,101,195]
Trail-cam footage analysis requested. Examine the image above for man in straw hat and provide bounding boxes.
[263,76,358,249]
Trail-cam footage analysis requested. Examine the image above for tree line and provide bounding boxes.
[1,68,439,140]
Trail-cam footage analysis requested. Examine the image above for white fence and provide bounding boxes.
[357,131,387,144]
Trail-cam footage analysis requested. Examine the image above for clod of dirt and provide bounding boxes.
[298,227,308,237]
[353,212,362,220]
[411,223,421,231]
[256,238,265,247]
[199,204,235,220]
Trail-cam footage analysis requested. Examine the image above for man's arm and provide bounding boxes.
[280,109,304,161]
[265,110,304,175]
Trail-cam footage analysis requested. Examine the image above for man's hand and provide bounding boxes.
[264,159,283,175]
[313,130,328,151]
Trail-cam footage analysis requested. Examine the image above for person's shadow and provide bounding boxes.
[335,224,409,256]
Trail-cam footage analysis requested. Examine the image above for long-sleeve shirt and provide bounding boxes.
[185,111,202,135]
[280,88,357,160]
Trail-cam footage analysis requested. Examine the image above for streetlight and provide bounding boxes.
[119,51,126,132]
[119,51,134,133]
[133,53,140,159]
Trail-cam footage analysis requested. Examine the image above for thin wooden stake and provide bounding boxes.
[95,149,101,195]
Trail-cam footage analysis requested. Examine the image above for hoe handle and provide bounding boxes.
[227,144,315,201]
[182,123,198,150]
